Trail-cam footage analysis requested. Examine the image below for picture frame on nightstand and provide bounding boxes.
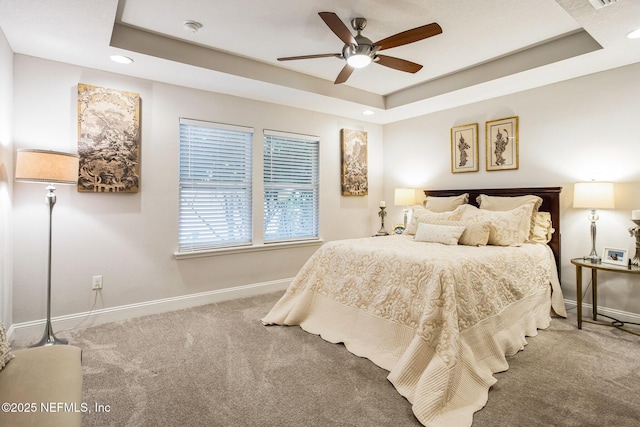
[602,247,628,267]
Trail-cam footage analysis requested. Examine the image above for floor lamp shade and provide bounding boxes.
[15,149,79,184]
[14,148,78,347]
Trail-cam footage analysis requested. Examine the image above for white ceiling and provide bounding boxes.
[1,0,639,124]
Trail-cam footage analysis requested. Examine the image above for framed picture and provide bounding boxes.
[340,128,368,196]
[450,123,478,173]
[486,116,518,171]
[602,247,628,266]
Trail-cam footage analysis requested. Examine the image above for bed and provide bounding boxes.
[262,187,566,427]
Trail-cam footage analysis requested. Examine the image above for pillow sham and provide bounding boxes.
[425,220,491,246]
[404,205,464,235]
[0,321,14,371]
[476,194,542,240]
[414,222,465,245]
[424,193,469,213]
[459,204,533,246]
[530,211,554,244]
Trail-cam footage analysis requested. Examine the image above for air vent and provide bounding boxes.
[588,0,618,9]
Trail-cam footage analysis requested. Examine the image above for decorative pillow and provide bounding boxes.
[459,204,533,246]
[0,321,14,371]
[404,205,464,235]
[414,222,465,245]
[424,193,469,213]
[530,211,554,244]
[476,194,542,240]
[424,220,491,246]
[476,194,542,211]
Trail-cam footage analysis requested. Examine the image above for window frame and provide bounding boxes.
[263,129,320,244]
[175,122,322,259]
[177,118,254,253]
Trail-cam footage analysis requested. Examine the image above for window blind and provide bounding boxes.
[179,119,253,252]
[263,130,319,242]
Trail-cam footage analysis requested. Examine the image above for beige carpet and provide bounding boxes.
[57,292,640,427]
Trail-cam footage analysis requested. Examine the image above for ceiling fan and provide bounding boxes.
[277,12,442,84]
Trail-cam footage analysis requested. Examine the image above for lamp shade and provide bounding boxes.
[394,188,416,206]
[573,181,614,209]
[15,149,79,185]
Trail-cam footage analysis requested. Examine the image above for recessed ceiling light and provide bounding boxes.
[362,110,375,115]
[627,27,640,39]
[110,55,134,64]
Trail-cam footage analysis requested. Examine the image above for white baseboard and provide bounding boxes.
[563,299,640,324]
[9,289,637,344]
[8,278,291,344]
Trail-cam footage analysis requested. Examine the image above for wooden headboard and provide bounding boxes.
[423,187,562,276]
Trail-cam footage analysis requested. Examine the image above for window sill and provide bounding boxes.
[174,239,324,260]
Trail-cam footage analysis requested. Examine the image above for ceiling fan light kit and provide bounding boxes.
[277,12,442,84]
[344,47,373,68]
[343,17,376,68]
[346,53,372,68]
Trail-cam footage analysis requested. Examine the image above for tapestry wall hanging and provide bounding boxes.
[77,83,141,192]
[340,128,368,196]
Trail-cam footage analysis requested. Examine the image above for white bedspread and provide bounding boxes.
[262,235,566,426]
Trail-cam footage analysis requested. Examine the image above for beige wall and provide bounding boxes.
[383,62,640,315]
[8,52,640,333]
[0,27,13,327]
[10,55,384,328]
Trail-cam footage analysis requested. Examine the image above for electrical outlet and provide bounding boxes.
[92,275,103,290]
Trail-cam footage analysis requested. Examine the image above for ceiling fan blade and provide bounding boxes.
[278,53,342,61]
[319,12,357,45]
[334,64,354,84]
[375,23,442,51]
[375,55,423,73]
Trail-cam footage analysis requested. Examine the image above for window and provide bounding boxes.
[263,130,319,243]
[178,119,253,252]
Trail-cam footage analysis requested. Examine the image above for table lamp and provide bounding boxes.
[573,181,614,264]
[394,188,416,229]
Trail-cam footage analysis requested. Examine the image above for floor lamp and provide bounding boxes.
[573,181,615,264]
[15,149,79,346]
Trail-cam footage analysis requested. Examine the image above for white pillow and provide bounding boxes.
[458,204,533,246]
[424,193,469,213]
[476,194,542,241]
[404,205,464,235]
[476,194,542,211]
[414,222,465,245]
[425,220,491,246]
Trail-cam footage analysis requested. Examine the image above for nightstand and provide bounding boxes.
[571,258,640,334]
